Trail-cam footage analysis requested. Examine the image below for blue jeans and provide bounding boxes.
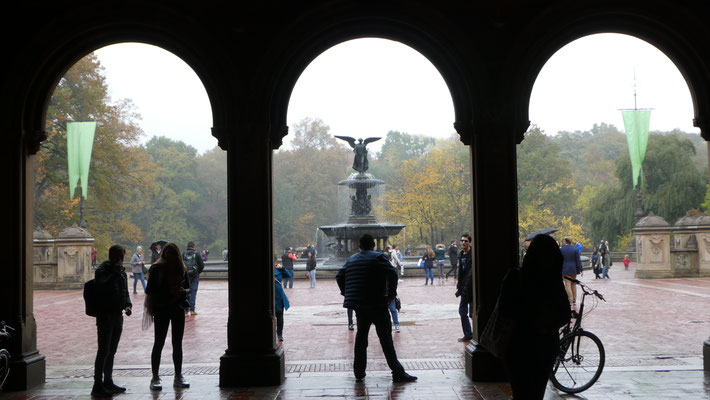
[308,269,316,288]
[133,272,146,292]
[425,268,434,284]
[283,270,294,288]
[459,297,473,338]
[188,273,199,311]
[602,266,609,279]
[388,299,399,325]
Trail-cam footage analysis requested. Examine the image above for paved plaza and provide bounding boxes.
[2,262,710,399]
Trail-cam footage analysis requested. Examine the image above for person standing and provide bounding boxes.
[336,234,417,383]
[455,233,473,342]
[91,245,132,398]
[502,234,571,399]
[623,254,631,270]
[600,247,611,279]
[281,247,296,289]
[150,243,162,265]
[222,247,228,261]
[591,246,601,279]
[389,297,401,332]
[575,242,583,254]
[183,242,204,316]
[274,263,291,341]
[144,243,191,390]
[445,240,458,280]
[423,245,435,285]
[560,237,583,307]
[306,251,317,288]
[434,244,447,284]
[91,246,98,267]
[388,245,404,281]
[130,246,147,294]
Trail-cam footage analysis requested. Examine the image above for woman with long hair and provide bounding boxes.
[423,245,435,285]
[502,234,570,399]
[144,242,191,390]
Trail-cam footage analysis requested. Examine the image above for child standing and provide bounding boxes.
[623,254,631,270]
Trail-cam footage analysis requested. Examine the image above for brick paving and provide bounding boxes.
[3,262,710,399]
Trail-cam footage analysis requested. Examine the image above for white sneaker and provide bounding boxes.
[395,325,400,331]
[398,279,404,283]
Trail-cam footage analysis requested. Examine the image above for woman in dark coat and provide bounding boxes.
[502,234,571,399]
[144,242,191,390]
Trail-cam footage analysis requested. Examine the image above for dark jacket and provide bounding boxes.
[306,256,316,271]
[422,252,434,269]
[447,245,458,263]
[336,250,398,310]
[281,252,295,270]
[95,260,132,314]
[183,248,204,275]
[560,244,582,275]
[456,249,473,301]
[145,263,190,312]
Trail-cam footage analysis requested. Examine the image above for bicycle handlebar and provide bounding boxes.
[563,276,606,301]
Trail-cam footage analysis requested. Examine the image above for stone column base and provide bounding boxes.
[5,351,45,390]
[219,347,284,387]
[464,342,508,381]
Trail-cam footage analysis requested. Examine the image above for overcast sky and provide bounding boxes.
[94,33,698,154]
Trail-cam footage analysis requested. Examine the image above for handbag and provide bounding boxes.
[395,296,401,311]
[479,299,516,359]
[418,258,424,268]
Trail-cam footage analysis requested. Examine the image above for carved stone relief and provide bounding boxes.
[649,235,664,263]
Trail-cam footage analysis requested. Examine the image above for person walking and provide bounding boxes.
[130,246,147,294]
[600,247,611,279]
[623,254,631,270]
[144,242,191,390]
[91,245,132,398]
[389,297,401,332]
[336,234,417,383]
[274,263,291,341]
[306,251,317,288]
[183,242,204,316]
[455,233,474,342]
[281,247,296,289]
[560,237,583,307]
[388,245,404,281]
[502,234,571,399]
[434,244,447,284]
[591,246,601,279]
[222,247,228,261]
[445,240,458,280]
[423,245,435,285]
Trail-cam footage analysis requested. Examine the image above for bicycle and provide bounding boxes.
[0,321,14,391]
[550,276,606,394]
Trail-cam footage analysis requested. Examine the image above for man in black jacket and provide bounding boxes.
[281,247,296,288]
[183,242,204,316]
[91,245,132,397]
[455,233,474,342]
[336,234,417,383]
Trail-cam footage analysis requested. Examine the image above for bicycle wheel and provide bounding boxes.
[550,330,605,394]
[0,348,9,391]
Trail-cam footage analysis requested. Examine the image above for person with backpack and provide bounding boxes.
[90,245,132,398]
[182,242,204,316]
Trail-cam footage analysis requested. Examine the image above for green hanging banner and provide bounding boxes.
[622,110,651,189]
[67,121,96,200]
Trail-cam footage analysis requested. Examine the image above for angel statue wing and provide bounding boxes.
[334,135,357,148]
[363,137,381,145]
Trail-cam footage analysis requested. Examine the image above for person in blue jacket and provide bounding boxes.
[274,263,291,342]
[560,236,583,306]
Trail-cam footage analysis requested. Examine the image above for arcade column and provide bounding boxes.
[218,121,284,386]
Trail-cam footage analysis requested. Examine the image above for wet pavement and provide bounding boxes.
[2,263,710,399]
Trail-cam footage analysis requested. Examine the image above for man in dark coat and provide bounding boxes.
[560,236,583,306]
[183,241,205,315]
[91,245,132,397]
[281,247,296,289]
[336,234,417,383]
[455,233,473,342]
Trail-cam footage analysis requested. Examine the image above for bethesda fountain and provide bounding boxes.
[318,135,405,257]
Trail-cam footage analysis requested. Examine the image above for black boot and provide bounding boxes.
[91,382,113,398]
[104,381,126,393]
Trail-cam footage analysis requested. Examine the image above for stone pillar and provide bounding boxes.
[693,214,710,277]
[633,212,672,278]
[1,149,46,390]
[219,121,284,386]
[459,117,520,381]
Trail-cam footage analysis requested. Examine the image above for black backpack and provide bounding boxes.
[184,251,200,274]
[83,279,100,317]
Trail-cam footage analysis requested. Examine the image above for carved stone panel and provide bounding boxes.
[649,235,665,264]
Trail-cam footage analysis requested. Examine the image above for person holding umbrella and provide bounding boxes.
[150,240,167,265]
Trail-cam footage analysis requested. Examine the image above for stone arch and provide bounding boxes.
[18,16,234,154]
[264,13,480,147]
[509,5,710,143]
